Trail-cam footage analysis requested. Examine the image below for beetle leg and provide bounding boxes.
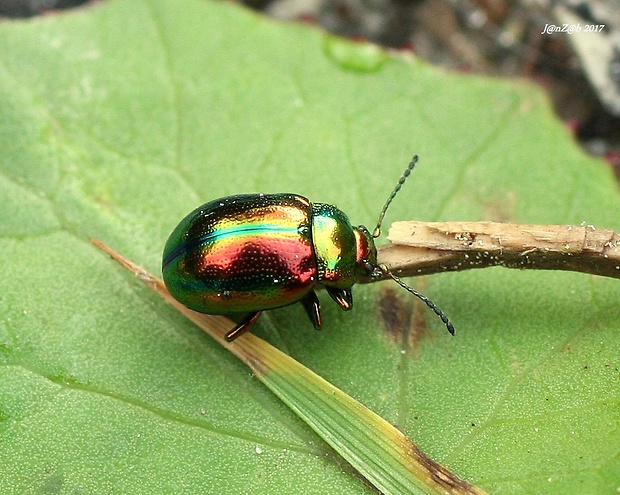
[301,291,322,329]
[326,288,353,311]
[225,311,262,341]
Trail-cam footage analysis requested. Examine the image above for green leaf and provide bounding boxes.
[0,1,618,494]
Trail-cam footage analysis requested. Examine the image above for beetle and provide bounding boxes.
[162,156,454,341]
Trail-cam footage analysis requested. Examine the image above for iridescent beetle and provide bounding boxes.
[162,156,454,341]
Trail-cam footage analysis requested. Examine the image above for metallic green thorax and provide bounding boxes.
[311,203,376,289]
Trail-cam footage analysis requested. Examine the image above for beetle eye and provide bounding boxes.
[363,261,376,277]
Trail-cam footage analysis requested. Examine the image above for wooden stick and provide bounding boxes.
[378,221,620,280]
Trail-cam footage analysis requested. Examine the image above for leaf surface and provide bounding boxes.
[0,1,618,494]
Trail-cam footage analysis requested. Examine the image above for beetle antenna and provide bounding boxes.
[384,268,455,336]
[373,155,419,238]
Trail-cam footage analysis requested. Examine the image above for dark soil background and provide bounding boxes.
[2,0,618,182]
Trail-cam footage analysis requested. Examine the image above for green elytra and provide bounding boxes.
[162,155,455,340]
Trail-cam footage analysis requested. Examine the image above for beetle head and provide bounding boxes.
[353,225,381,279]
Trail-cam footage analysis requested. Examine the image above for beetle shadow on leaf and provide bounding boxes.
[378,286,430,353]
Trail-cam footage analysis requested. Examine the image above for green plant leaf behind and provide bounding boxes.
[0,1,618,494]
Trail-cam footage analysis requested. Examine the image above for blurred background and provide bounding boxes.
[2,0,618,181]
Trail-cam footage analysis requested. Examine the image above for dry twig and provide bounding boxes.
[379,221,620,280]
